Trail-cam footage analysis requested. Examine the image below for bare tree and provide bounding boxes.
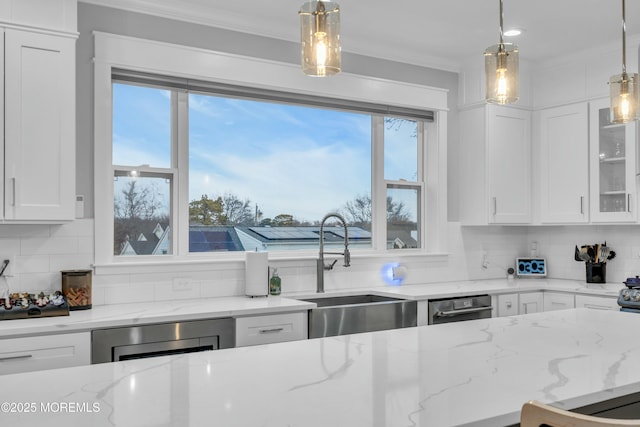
[115,180,163,220]
[342,193,411,228]
[222,193,254,225]
[342,194,372,228]
[113,180,167,255]
[387,196,411,223]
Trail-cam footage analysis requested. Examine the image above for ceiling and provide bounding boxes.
[81,0,640,71]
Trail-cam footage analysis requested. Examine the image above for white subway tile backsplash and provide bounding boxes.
[77,236,94,254]
[19,272,58,292]
[21,236,79,256]
[50,219,93,237]
[155,282,202,301]
[0,224,50,238]
[104,284,155,305]
[200,279,243,298]
[15,255,50,274]
[0,238,20,253]
[49,254,93,271]
[1,219,637,306]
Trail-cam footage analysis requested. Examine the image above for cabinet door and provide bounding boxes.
[538,103,589,223]
[519,292,543,314]
[589,98,637,223]
[4,29,75,221]
[543,292,575,311]
[497,293,519,317]
[487,105,532,224]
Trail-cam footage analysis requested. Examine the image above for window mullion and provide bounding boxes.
[176,90,189,256]
[371,116,386,250]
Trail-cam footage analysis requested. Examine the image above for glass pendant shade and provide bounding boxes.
[485,43,519,104]
[299,1,341,77]
[610,73,639,123]
[609,0,639,123]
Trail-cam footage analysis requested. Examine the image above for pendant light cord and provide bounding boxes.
[621,0,627,75]
[499,0,504,45]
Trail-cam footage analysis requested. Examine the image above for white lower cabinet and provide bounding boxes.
[519,292,543,314]
[0,332,90,374]
[235,312,307,347]
[543,292,575,311]
[497,291,570,316]
[497,293,519,317]
[575,294,619,311]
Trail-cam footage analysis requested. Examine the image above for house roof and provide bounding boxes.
[189,226,244,252]
[237,226,372,244]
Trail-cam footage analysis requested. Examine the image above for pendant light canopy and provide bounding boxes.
[299,1,341,77]
[484,0,519,104]
[610,0,639,123]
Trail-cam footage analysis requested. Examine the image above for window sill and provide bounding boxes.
[93,250,449,276]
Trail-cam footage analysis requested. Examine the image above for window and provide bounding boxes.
[94,33,447,266]
[110,76,432,257]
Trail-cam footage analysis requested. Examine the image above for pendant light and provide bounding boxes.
[609,0,639,123]
[299,1,341,76]
[484,0,519,104]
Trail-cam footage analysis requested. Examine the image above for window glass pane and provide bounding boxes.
[114,173,172,256]
[188,93,372,252]
[387,186,420,249]
[384,118,418,181]
[112,83,172,168]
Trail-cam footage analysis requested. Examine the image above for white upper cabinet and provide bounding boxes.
[487,106,532,224]
[3,29,76,221]
[537,103,589,223]
[589,98,637,223]
[459,105,532,225]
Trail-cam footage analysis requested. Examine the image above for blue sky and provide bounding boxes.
[113,83,418,223]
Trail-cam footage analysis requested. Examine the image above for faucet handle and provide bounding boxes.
[343,248,351,267]
[325,259,338,270]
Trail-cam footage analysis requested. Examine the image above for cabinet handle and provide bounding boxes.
[11,178,15,206]
[580,196,584,214]
[492,197,497,216]
[0,354,33,362]
[259,327,284,334]
[628,194,632,213]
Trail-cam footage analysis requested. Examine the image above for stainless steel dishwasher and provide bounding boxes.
[91,317,235,364]
[428,295,493,324]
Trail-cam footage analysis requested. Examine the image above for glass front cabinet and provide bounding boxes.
[589,98,637,222]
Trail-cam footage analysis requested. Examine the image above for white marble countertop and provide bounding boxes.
[0,278,623,339]
[1,308,639,427]
[286,277,623,300]
[0,295,315,338]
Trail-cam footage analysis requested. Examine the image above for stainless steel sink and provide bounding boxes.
[297,294,417,338]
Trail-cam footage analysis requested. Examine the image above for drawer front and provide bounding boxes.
[0,332,91,374]
[543,292,575,312]
[575,295,618,311]
[235,312,307,347]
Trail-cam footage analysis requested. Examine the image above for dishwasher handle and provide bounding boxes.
[434,306,493,317]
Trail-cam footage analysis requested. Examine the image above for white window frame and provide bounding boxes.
[93,32,448,273]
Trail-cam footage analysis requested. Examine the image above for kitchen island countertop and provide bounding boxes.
[1,308,639,426]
